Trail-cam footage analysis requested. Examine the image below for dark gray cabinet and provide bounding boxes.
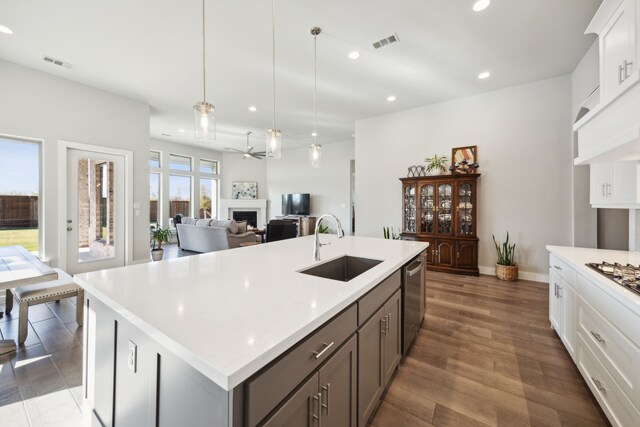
[261,335,357,427]
[358,289,402,426]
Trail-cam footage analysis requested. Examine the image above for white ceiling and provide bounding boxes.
[0,0,601,150]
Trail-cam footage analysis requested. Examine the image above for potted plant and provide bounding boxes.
[150,227,170,261]
[493,232,517,281]
[424,154,448,175]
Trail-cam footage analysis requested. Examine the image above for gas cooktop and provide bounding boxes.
[586,261,640,297]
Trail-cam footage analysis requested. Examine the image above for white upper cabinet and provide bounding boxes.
[599,0,637,101]
[590,161,640,207]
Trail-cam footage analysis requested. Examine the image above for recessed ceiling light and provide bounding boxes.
[478,71,491,79]
[387,95,396,102]
[248,106,257,112]
[178,129,186,133]
[0,25,14,35]
[311,132,318,137]
[348,51,360,60]
[473,0,491,12]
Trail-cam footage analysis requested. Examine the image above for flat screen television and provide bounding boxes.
[282,193,310,216]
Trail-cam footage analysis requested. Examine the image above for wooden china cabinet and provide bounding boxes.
[400,174,480,276]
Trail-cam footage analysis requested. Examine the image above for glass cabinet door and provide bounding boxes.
[456,181,475,236]
[420,184,435,233]
[437,183,453,234]
[403,184,416,233]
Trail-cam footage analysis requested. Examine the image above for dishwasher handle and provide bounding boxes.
[406,260,423,277]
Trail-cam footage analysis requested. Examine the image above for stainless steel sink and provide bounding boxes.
[299,255,383,282]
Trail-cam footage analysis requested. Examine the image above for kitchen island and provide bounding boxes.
[77,235,427,426]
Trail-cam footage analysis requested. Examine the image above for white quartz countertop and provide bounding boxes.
[546,245,640,315]
[75,236,427,391]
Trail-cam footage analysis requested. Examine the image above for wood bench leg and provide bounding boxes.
[76,290,84,326]
[18,302,28,345]
[5,289,13,314]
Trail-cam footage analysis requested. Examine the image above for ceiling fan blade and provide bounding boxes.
[224,148,245,154]
[250,153,265,159]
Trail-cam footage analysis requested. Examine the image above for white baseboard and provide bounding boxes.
[478,266,548,283]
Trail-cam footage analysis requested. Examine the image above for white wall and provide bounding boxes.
[221,152,267,199]
[266,141,355,234]
[571,41,599,248]
[356,75,573,280]
[150,139,222,223]
[0,59,150,266]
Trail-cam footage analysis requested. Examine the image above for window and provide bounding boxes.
[150,173,160,227]
[199,178,218,219]
[150,151,161,168]
[170,154,192,172]
[0,137,40,252]
[200,159,218,175]
[169,175,192,218]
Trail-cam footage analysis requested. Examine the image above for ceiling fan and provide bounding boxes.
[225,132,266,159]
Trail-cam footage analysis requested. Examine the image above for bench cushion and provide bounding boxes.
[14,268,81,302]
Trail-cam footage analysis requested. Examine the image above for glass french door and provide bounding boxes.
[66,148,125,274]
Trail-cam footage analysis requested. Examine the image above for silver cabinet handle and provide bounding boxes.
[591,377,606,392]
[407,260,423,276]
[321,383,330,415]
[606,183,612,197]
[313,341,334,359]
[67,227,73,231]
[590,331,605,344]
[554,283,557,297]
[386,313,391,334]
[602,183,605,197]
[625,60,634,79]
[619,64,625,84]
[554,265,562,270]
[380,317,387,335]
[309,392,321,426]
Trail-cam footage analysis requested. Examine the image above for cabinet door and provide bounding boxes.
[318,335,357,427]
[262,373,319,427]
[424,238,436,265]
[436,182,453,235]
[419,183,435,234]
[455,181,476,237]
[358,306,384,427]
[611,161,638,204]
[402,184,417,233]
[560,281,577,360]
[549,270,562,332]
[435,239,454,268]
[383,289,402,385]
[601,0,636,100]
[590,163,610,205]
[455,240,477,271]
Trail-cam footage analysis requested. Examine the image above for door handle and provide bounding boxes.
[309,392,321,426]
[386,313,391,334]
[619,64,625,84]
[624,60,634,79]
[602,183,605,197]
[590,377,606,392]
[407,260,423,276]
[67,219,72,223]
[321,383,330,415]
[313,342,334,359]
[590,331,605,344]
[67,227,73,231]
[380,317,387,335]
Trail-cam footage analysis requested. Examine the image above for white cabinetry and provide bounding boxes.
[589,161,640,207]
[598,0,638,101]
[547,250,640,427]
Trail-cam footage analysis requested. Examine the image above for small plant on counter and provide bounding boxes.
[424,154,449,174]
[493,231,518,281]
[317,223,329,234]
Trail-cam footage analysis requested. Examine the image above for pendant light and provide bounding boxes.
[266,0,282,159]
[193,0,215,141]
[309,27,322,168]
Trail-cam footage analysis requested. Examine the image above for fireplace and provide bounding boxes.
[220,199,267,229]
[233,211,258,228]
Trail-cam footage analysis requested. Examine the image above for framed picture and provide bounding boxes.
[451,145,478,173]
[232,182,258,199]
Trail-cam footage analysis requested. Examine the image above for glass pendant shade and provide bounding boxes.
[266,129,282,159]
[309,143,321,168]
[193,102,215,141]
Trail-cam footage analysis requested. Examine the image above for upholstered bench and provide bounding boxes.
[13,268,84,345]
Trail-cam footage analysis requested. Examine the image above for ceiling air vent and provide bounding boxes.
[43,55,74,69]
[373,33,399,49]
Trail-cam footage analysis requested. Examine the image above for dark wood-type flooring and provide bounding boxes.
[371,272,610,427]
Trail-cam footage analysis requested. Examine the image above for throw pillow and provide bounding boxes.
[236,221,247,234]
[211,219,238,234]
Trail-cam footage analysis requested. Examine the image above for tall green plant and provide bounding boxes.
[493,232,516,266]
[424,154,448,174]
[151,227,170,251]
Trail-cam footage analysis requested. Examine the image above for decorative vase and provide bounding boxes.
[151,249,164,262]
[496,264,518,281]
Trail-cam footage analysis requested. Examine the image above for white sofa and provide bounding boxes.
[176,218,258,253]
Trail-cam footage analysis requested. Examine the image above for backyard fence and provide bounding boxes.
[0,195,38,228]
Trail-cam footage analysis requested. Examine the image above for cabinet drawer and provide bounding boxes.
[358,270,401,326]
[246,304,357,426]
[577,336,640,427]
[549,254,576,288]
[578,296,640,407]
[578,273,640,345]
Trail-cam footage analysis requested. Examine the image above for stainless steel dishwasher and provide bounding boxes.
[402,252,425,355]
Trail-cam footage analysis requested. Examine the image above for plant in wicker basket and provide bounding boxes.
[493,231,518,281]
